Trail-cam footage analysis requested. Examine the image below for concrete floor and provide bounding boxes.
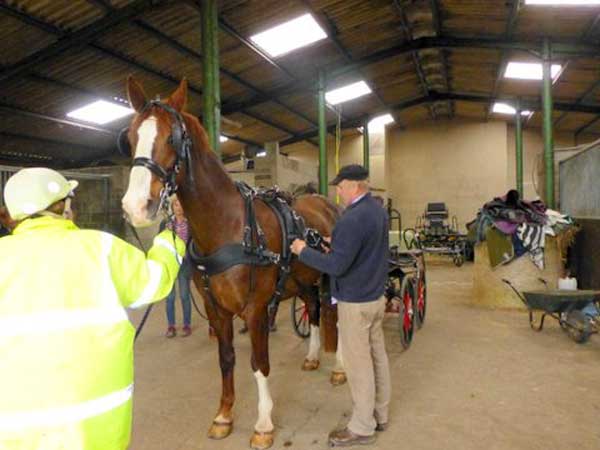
[128,261,600,450]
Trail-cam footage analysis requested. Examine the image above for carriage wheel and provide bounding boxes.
[291,296,310,339]
[415,273,427,329]
[398,276,416,349]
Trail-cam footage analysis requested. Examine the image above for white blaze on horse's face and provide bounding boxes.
[122,117,158,227]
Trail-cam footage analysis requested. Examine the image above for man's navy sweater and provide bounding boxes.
[299,192,389,303]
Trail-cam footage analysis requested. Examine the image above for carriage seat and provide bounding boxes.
[424,202,449,235]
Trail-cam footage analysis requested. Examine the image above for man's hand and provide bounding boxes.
[290,239,307,255]
[321,236,331,253]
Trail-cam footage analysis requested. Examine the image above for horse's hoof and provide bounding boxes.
[301,359,320,371]
[208,421,233,440]
[330,371,347,386]
[250,430,274,450]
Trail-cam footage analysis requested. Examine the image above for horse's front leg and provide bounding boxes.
[248,304,275,450]
[203,294,235,440]
[301,287,321,371]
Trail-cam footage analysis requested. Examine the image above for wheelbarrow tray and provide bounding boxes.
[522,290,600,313]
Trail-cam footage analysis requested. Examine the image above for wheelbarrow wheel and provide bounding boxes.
[564,310,592,344]
[398,276,416,349]
[453,254,464,267]
[291,296,310,339]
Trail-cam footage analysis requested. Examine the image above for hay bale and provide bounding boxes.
[472,236,562,309]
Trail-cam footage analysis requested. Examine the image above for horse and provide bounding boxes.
[120,76,343,449]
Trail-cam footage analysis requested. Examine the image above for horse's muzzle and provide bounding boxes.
[122,198,160,228]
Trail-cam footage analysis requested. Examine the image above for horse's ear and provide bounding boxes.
[169,78,188,113]
[127,75,148,113]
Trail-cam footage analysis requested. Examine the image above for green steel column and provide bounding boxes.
[201,0,221,157]
[542,38,555,208]
[515,99,524,197]
[318,71,328,196]
[363,118,370,171]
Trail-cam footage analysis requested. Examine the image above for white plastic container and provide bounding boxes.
[558,277,578,291]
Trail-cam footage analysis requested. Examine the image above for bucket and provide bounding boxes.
[558,277,578,291]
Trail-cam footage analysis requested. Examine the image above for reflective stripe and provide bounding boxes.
[100,232,121,308]
[100,232,114,259]
[0,308,128,338]
[154,236,178,258]
[0,384,133,431]
[128,260,163,309]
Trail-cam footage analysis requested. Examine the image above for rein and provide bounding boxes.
[128,202,208,343]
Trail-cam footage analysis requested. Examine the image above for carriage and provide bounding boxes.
[404,202,467,267]
[292,246,427,349]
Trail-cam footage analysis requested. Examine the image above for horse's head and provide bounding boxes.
[121,76,190,227]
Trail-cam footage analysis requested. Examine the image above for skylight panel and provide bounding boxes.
[492,103,532,115]
[67,100,133,125]
[357,114,395,133]
[325,81,372,105]
[504,62,562,80]
[369,114,395,128]
[250,14,327,57]
[525,0,600,5]
[219,135,229,143]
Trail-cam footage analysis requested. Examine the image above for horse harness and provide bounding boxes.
[188,182,319,317]
[119,100,325,319]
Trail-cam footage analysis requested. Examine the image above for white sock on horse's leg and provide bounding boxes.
[253,370,274,433]
[334,328,344,372]
[306,325,320,361]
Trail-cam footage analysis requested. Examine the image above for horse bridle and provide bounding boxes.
[117,100,193,209]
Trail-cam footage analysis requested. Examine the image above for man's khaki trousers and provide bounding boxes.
[337,296,391,436]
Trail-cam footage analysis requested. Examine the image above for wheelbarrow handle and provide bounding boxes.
[501,279,528,303]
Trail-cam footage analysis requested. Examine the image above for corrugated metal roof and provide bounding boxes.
[0,0,598,167]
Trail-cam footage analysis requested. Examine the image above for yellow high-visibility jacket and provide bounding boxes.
[0,216,185,450]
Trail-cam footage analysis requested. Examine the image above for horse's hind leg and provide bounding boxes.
[247,304,275,450]
[330,325,347,385]
[322,275,346,385]
[301,285,321,371]
[203,296,235,440]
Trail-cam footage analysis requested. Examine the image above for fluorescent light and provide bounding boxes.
[492,103,532,115]
[250,14,327,57]
[369,114,395,128]
[504,62,562,81]
[526,0,600,5]
[112,96,129,105]
[67,100,133,124]
[219,135,229,143]
[326,81,372,105]
[256,150,267,157]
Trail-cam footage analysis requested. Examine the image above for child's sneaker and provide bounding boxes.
[165,326,176,338]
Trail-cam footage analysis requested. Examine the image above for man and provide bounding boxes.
[290,164,391,447]
[0,167,185,450]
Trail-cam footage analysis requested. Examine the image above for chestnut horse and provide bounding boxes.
[121,77,342,449]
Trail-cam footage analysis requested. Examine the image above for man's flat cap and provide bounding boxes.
[329,164,369,185]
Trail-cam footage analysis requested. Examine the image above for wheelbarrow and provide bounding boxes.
[502,279,600,343]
